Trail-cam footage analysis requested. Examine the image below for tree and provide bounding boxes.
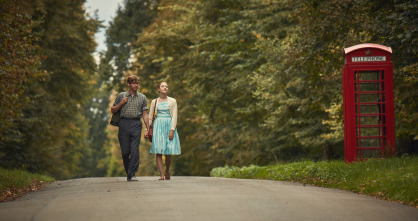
[94,0,158,176]
[369,1,417,144]
[100,0,417,176]
[133,0,302,174]
[0,0,46,141]
[101,0,158,91]
[0,0,101,179]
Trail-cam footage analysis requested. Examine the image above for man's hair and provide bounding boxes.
[127,75,139,84]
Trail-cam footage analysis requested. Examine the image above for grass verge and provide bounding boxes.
[210,155,418,208]
[0,168,55,202]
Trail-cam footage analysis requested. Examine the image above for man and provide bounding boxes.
[111,75,150,181]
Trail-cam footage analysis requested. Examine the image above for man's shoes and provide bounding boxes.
[127,176,138,182]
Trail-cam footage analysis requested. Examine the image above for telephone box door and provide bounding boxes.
[347,67,394,161]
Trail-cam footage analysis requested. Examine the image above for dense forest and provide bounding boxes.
[1,0,416,178]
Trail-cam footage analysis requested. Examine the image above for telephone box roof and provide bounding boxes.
[344,43,392,55]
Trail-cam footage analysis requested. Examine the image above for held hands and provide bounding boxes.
[169,130,174,140]
[144,130,149,139]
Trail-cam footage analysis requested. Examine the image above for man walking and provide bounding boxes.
[111,75,150,181]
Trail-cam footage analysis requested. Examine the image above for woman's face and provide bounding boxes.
[158,82,168,94]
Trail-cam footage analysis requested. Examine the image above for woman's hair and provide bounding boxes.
[157,81,167,89]
[127,75,139,84]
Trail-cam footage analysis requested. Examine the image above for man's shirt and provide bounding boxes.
[113,91,148,119]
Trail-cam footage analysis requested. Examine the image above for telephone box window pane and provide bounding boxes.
[380,115,386,124]
[357,116,380,125]
[358,71,380,81]
[357,127,381,136]
[360,138,380,147]
[355,82,380,91]
[359,94,381,103]
[355,94,383,103]
[358,150,382,159]
[358,105,379,114]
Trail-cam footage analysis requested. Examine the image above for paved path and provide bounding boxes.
[0,177,417,221]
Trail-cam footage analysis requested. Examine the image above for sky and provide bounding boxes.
[85,0,124,57]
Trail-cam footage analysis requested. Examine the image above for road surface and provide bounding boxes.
[0,177,417,221]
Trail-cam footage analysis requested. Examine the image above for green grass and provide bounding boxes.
[0,168,54,191]
[210,155,418,207]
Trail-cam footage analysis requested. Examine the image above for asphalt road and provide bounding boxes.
[0,177,417,221]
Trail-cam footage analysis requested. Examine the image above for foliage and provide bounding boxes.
[82,73,113,177]
[3,0,408,178]
[132,0,298,175]
[94,0,158,176]
[98,0,418,176]
[0,167,54,190]
[0,0,46,141]
[377,1,418,140]
[284,0,418,147]
[0,0,101,179]
[101,0,158,91]
[211,156,418,207]
[0,167,54,202]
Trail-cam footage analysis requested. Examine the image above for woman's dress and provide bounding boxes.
[150,102,181,155]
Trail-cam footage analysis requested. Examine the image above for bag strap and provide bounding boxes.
[120,92,128,104]
[117,92,128,110]
[151,98,158,126]
[121,92,128,107]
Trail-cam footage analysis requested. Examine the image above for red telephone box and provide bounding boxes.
[342,43,395,162]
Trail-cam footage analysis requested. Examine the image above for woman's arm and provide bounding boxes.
[143,110,150,138]
[170,98,178,130]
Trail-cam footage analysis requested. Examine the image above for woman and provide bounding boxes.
[148,82,181,180]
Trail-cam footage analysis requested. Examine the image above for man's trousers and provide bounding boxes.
[118,118,142,178]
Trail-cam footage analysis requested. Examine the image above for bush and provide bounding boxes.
[210,156,418,207]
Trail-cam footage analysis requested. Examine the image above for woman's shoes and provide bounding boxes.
[156,171,170,180]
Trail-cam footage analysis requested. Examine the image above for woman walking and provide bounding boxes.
[148,82,181,180]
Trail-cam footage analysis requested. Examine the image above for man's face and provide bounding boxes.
[129,81,139,91]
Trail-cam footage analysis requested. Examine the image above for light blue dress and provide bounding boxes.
[150,102,181,155]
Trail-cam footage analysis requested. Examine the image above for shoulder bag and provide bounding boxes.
[110,92,127,127]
